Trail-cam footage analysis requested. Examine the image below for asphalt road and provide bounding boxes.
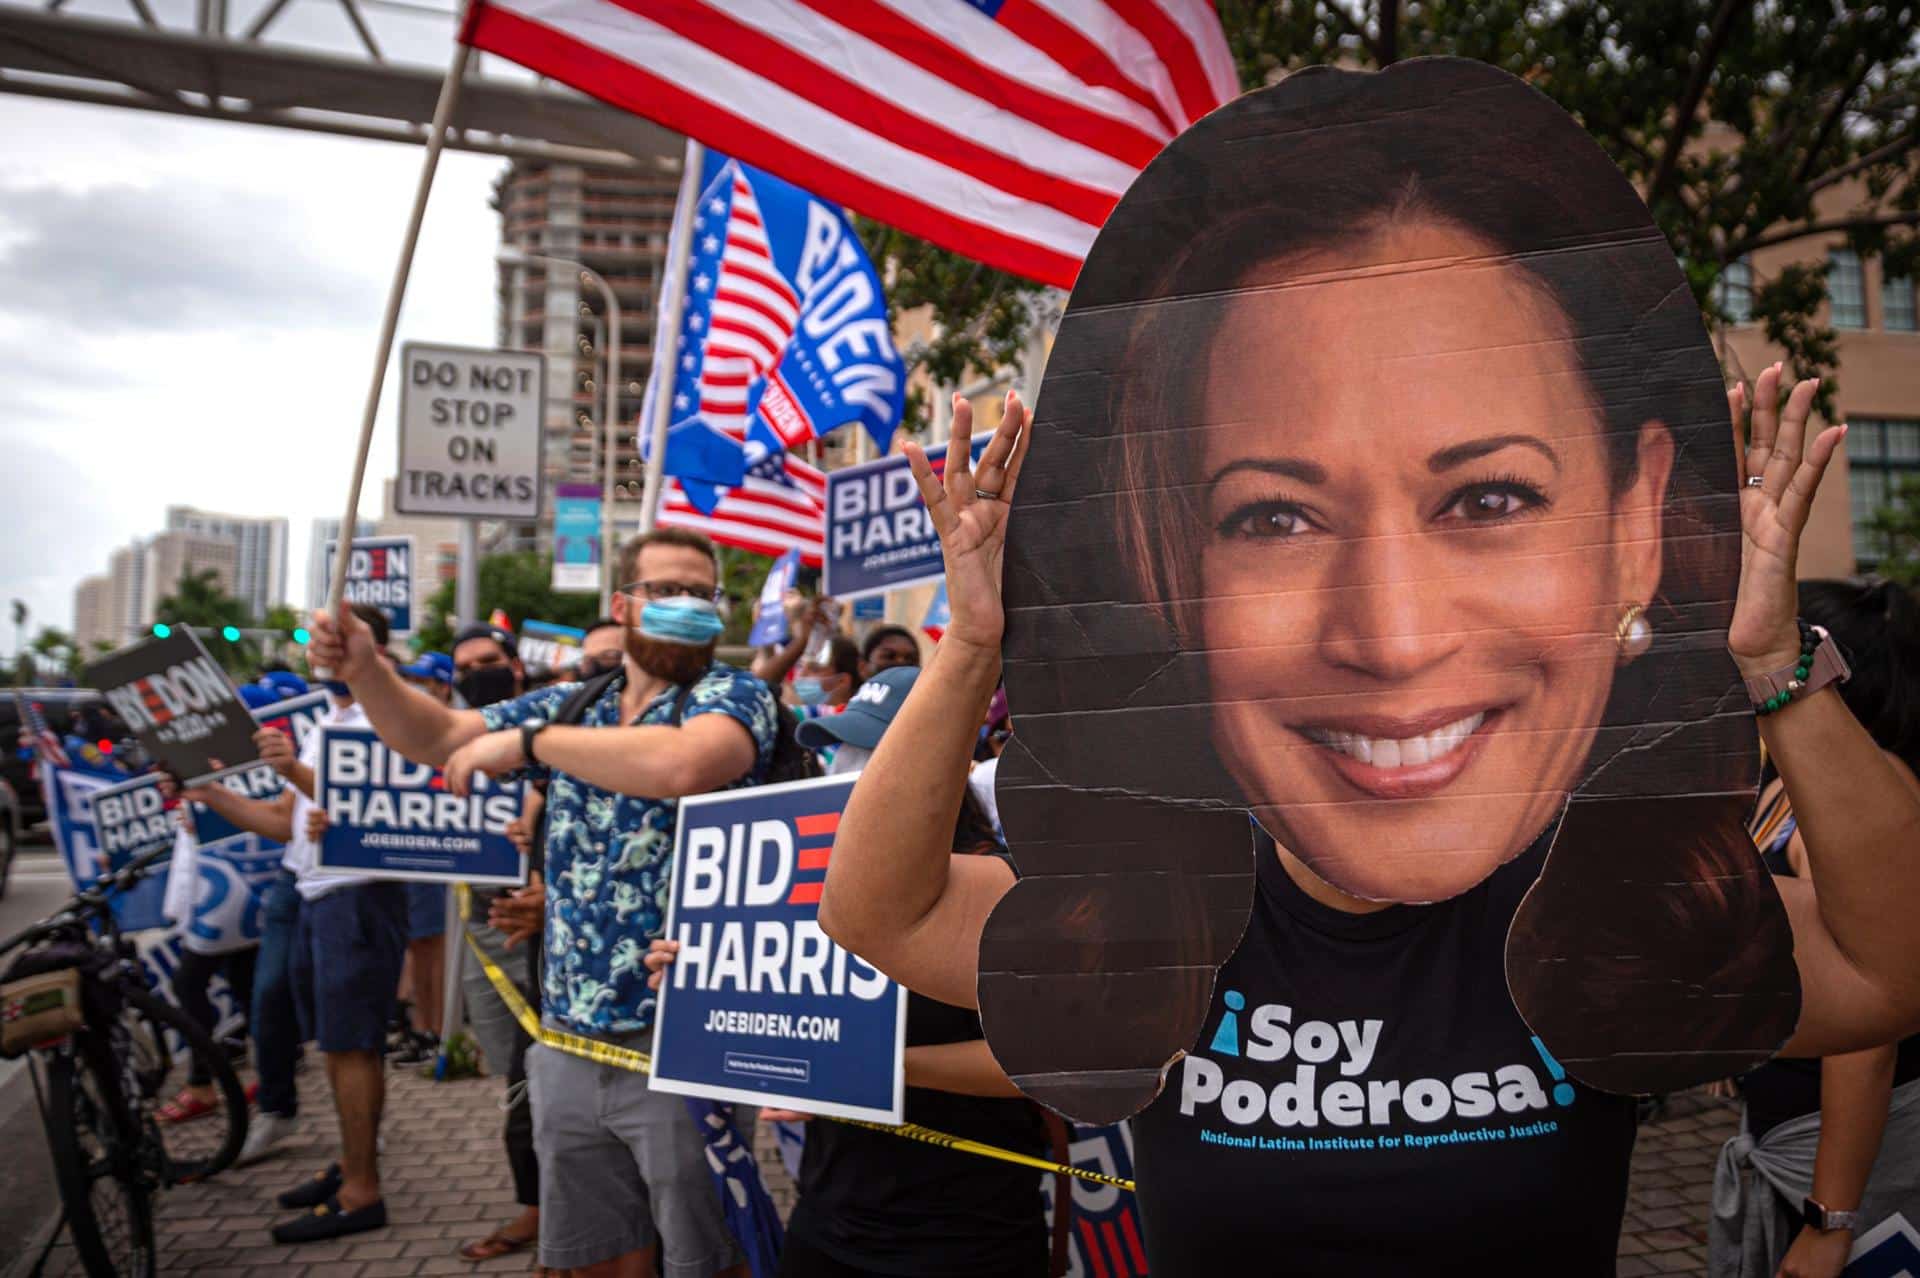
[0,839,79,1276]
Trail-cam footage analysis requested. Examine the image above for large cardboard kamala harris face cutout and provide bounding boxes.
[983,58,1800,1126]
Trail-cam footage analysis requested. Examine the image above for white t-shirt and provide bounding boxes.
[286,700,372,901]
[968,754,1002,838]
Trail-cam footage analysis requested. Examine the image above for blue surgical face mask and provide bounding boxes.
[793,677,829,706]
[637,596,725,646]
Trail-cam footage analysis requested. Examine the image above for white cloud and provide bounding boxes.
[0,94,503,653]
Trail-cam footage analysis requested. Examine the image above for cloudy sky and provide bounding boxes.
[0,0,510,659]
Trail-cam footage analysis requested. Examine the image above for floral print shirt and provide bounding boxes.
[480,663,778,1036]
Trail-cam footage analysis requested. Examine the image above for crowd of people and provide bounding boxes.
[43,495,1912,1278]
[22,72,1920,1278]
[94,526,1061,1278]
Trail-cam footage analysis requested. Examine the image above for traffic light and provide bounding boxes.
[292,627,311,645]
[152,623,171,638]
[221,625,242,642]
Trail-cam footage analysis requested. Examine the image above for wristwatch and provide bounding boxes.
[1802,1196,1859,1233]
[519,719,549,765]
[1744,622,1851,713]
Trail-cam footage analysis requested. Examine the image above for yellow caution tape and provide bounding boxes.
[829,1117,1136,1190]
[455,892,1135,1193]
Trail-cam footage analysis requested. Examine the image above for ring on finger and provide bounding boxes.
[975,486,1002,501]
[1745,476,1765,488]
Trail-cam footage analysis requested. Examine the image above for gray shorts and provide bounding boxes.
[526,1035,752,1275]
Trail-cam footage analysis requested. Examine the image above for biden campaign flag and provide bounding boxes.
[650,775,906,1124]
[643,150,905,510]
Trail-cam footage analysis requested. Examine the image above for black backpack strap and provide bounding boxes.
[552,666,624,726]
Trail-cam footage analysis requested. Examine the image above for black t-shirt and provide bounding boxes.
[786,990,1049,1276]
[1132,828,1638,1276]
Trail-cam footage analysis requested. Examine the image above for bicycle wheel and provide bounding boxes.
[124,987,249,1183]
[42,1040,158,1278]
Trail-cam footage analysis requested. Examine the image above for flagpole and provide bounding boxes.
[321,32,475,637]
[636,140,706,536]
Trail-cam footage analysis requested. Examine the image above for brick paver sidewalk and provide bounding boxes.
[32,1066,1736,1276]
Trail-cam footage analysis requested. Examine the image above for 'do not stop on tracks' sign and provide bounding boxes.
[397,341,547,520]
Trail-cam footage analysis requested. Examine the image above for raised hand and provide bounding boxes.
[902,391,1033,652]
[1727,363,1847,677]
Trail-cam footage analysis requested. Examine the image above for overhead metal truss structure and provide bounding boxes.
[0,0,680,170]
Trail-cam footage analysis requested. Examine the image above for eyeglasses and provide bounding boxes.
[622,580,724,605]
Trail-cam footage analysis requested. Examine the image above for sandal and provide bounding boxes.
[458,1229,536,1262]
[156,1089,216,1125]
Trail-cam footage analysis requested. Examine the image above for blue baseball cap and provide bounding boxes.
[237,683,280,710]
[258,670,310,701]
[400,651,454,684]
[795,666,920,751]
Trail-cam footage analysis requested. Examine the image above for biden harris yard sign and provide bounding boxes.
[315,726,526,885]
[822,432,992,599]
[322,536,415,637]
[650,775,906,1124]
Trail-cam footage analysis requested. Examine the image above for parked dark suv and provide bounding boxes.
[0,775,18,898]
[0,687,105,829]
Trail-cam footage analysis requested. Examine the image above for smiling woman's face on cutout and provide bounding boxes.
[1197,220,1675,903]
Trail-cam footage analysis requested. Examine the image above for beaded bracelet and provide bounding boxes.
[1753,620,1819,717]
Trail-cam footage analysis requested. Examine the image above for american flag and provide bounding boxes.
[458,0,1238,288]
[688,167,801,440]
[658,431,828,565]
[13,691,70,769]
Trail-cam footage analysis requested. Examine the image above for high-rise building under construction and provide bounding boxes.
[494,159,680,539]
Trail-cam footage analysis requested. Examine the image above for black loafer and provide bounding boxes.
[276,1163,342,1209]
[271,1196,388,1244]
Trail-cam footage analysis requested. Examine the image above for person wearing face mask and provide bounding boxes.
[573,617,627,682]
[173,604,409,1243]
[786,636,865,770]
[399,651,455,705]
[438,623,549,1269]
[389,628,522,1064]
[797,665,920,777]
[452,622,527,710]
[307,527,781,1278]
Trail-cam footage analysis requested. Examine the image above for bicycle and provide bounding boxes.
[1,843,250,1278]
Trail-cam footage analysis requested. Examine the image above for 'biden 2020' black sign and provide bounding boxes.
[84,631,259,786]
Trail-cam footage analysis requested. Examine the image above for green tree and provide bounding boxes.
[10,598,27,686]
[415,553,604,654]
[259,604,306,671]
[24,627,81,683]
[1866,476,1920,586]
[716,545,780,646]
[153,568,258,673]
[852,216,1046,435]
[873,3,1919,412]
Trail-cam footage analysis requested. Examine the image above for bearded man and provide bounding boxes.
[308,527,778,1278]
